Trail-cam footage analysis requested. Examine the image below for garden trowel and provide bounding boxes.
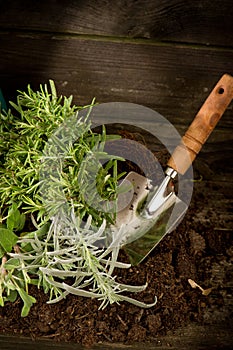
[113,74,233,265]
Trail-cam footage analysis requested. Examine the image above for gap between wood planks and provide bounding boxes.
[1,27,233,53]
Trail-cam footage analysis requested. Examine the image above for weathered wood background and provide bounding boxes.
[1,0,233,123]
[0,1,232,348]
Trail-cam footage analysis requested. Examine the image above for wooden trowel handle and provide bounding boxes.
[167,74,233,175]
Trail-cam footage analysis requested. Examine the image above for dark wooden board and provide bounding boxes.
[0,324,232,349]
[0,0,233,47]
[1,32,233,134]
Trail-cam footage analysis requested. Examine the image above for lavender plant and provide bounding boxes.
[9,205,156,310]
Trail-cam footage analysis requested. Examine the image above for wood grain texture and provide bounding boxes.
[167,74,233,174]
[0,324,232,349]
[1,32,233,132]
[0,0,232,47]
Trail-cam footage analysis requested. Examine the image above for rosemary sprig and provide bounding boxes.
[0,81,123,225]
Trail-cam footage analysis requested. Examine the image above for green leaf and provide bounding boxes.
[9,101,22,113]
[17,213,26,231]
[29,278,40,286]
[7,203,19,231]
[0,228,18,253]
[49,79,57,100]
[0,245,5,258]
[7,290,18,303]
[6,203,25,231]
[4,258,20,270]
[4,279,17,291]
[20,222,50,251]
[18,288,36,317]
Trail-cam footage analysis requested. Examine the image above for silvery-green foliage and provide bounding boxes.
[10,207,157,309]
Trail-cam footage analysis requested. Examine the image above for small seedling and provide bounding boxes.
[188,278,212,296]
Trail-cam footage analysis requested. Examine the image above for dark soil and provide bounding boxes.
[0,129,232,348]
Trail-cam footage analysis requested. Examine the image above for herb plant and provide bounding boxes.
[0,81,156,316]
[0,81,121,224]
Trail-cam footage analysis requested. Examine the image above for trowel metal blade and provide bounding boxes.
[114,172,188,265]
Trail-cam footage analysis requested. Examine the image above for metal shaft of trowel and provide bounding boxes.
[142,167,177,219]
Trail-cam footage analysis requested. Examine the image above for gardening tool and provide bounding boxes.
[113,74,233,265]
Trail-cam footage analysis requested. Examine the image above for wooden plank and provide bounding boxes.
[0,324,232,349]
[0,0,232,47]
[1,32,233,134]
